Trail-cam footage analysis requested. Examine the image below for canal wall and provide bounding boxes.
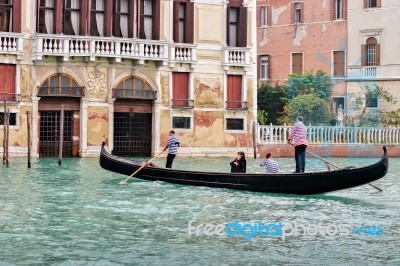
[257,144,400,158]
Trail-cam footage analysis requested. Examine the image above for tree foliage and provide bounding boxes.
[286,70,331,100]
[257,83,287,124]
[288,94,332,125]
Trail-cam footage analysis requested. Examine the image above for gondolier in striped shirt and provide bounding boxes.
[288,116,309,173]
[163,130,180,168]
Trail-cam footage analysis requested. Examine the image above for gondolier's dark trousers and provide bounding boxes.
[295,145,307,172]
[166,153,176,168]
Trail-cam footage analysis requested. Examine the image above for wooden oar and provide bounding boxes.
[288,143,383,192]
[119,150,164,185]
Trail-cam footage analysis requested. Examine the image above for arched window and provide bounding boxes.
[362,37,380,66]
[113,76,155,99]
[38,74,84,97]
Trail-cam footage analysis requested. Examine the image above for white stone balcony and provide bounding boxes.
[347,65,400,80]
[223,47,251,69]
[32,34,169,64]
[169,43,197,66]
[0,32,24,59]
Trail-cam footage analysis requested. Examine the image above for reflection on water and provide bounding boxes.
[0,155,399,265]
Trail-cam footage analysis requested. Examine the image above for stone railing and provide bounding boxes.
[170,43,197,65]
[32,34,169,63]
[0,32,24,59]
[223,47,251,68]
[258,124,400,145]
[347,65,400,80]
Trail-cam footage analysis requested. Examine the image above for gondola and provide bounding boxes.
[99,143,388,195]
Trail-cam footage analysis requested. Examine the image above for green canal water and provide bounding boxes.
[1,154,399,265]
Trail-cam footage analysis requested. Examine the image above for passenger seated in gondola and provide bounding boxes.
[260,153,279,173]
[230,151,246,173]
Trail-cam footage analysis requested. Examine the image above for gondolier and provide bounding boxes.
[288,116,308,173]
[163,130,180,168]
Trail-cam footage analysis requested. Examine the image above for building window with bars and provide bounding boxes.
[226,118,244,131]
[0,112,16,126]
[334,0,343,20]
[361,37,380,66]
[260,55,270,80]
[172,116,191,129]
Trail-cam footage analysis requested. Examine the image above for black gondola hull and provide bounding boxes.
[99,144,388,195]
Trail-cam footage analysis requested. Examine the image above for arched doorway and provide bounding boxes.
[37,74,83,157]
[112,76,156,156]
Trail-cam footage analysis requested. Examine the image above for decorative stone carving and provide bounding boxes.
[87,64,107,98]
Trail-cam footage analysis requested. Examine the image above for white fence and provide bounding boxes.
[258,124,400,145]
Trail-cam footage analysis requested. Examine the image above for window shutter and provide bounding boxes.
[291,2,295,23]
[376,44,380,66]
[300,2,304,23]
[238,7,247,47]
[267,5,272,26]
[377,0,381,8]
[129,0,135,38]
[12,0,22,32]
[173,1,180,42]
[186,1,194,43]
[105,0,113,36]
[343,0,347,20]
[330,0,335,20]
[153,0,161,40]
[361,45,366,66]
[80,0,88,35]
[267,55,271,80]
[257,55,261,79]
[55,0,63,34]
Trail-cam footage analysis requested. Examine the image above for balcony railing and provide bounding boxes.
[32,34,169,63]
[37,86,85,97]
[171,99,194,108]
[258,124,400,145]
[170,44,197,65]
[223,47,251,68]
[225,101,247,110]
[0,93,20,102]
[113,88,156,100]
[0,32,24,58]
[347,65,400,80]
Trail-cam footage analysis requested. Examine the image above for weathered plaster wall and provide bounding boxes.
[87,107,109,146]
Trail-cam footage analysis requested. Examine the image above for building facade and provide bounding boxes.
[256,0,348,118]
[346,0,400,124]
[0,0,257,157]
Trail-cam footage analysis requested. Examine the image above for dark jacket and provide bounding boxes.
[230,159,247,173]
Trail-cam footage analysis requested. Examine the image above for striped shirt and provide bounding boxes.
[261,159,279,173]
[166,134,180,155]
[289,121,309,146]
